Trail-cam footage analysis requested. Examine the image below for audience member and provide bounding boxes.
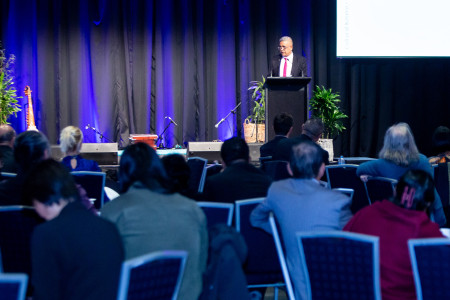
[161,154,193,197]
[344,169,443,300]
[203,137,271,203]
[0,124,18,173]
[101,143,207,300]
[25,159,124,300]
[251,140,352,300]
[273,118,329,164]
[428,125,450,164]
[259,112,293,158]
[357,122,446,226]
[60,125,101,171]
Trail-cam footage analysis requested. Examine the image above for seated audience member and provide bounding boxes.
[428,125,450,164]
[203,137,271,203]
[0,124,18,173]
[161,154,194,198]
[357,122,446,226]
[60,125,101,171]
[25,159,124,300]
[273,118,329,164]
[101,143,207,300]
[259,112,293,158]
[344,169,443,300]
[251,140,352,300]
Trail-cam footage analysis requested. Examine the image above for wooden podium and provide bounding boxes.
[264,77,311,141]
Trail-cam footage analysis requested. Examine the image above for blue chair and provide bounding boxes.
[297,231,381,300]
[0,172,17,181]
[408,238,450,300]
[332,188,355,203]
[117,250,187,300]
[326,164,370,214]
[0,273,28,300]
[235,199,284,299]
[364,177,397,204]
[71,171,106,209]
[197,202,233,228]
[261,160,291,181]
[187,157,208,193]
[268,213,295,300]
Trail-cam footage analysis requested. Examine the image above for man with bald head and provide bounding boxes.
[268,36,307,77]
[0,124,18,173]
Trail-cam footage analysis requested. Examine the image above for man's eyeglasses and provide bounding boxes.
[278,46,290,50]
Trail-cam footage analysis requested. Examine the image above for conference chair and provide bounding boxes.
[326,164,370,213]
[268,213,295,300]
[297,231,381,300]
[235,198,284,299]
[332,188,355,203]
[187,157,208,193]
[364,177,397,204]
[197,202,233,228]
[71,171,106,209]
[261,160,291,181]
[434,163,450,225]
[0,172,17,181]
[408,238,450,300]
[117,250,187,300]
[0,273,28,300]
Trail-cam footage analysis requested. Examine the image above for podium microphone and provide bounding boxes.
[165,116,178,126]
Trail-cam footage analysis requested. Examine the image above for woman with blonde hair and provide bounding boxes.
[60,126,101,172]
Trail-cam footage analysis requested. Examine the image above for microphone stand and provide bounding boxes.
[215,102,241,128]
[86,124,113,143]
[156,120,175,149]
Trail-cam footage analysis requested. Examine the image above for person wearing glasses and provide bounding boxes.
[268,36,307,77]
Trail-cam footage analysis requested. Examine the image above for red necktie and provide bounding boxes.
[283,58,288,77]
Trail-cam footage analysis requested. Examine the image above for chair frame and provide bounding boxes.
[197,201,234,227]
[187,157,208,193]
[71,171,106,208]
[408,238,450,300]
[268,212,295,300]
[297,231,381,300]
[363,176,397,204]
[117,250,187,300]
[332,188,355,202]
[0,273,28,300]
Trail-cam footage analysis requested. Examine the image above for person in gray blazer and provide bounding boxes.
[251,140,352,300]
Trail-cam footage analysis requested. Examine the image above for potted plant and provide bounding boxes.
[309,85,348,160]
[243,76,266,143]
[0,43,21,124]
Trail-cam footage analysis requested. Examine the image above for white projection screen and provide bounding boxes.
[337,0,450,58]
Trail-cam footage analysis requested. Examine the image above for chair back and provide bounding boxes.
[434,162,450,210]
[197,202,233,228]
[0,206,44,276]
[117,250,187,300]
[364,177,397,204]
[261,160,291,181]
[268,213,295,300]
[187,157,208,193]
[297,231,381,300]
[408,238,450,300]
[235,199,284,288]
[0,172,17,181]
[332,188,354,203]
[71,171,106,209]
[326,164,370,213]
[0,273,28,300]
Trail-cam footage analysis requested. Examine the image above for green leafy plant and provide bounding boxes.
[0,43,22,125]
[309,85,348,139]
[245,76,265,124]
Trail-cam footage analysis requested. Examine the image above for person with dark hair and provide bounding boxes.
[259,112,293,158]
[203,137,271,203]
[161,154,198,199]
[0,124,18,173]
[25,159,124,300]
[251,140,352,300]
[428,125,450,164]
[101,142,207,300]
[357,122,446,226]
[344,169,443,300]
[273,118,329,164]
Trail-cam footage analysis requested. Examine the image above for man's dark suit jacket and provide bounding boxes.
[268,53,307,77]
[273,134,329,164]
[260,135,287,158]
[203,162,272,203]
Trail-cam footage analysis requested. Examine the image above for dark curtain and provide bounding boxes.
[1,0,449,156]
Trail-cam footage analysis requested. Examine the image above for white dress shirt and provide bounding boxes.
[279,52,293,77]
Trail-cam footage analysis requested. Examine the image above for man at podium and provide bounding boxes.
[268,36,307,77]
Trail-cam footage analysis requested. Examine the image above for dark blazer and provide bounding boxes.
[31,201,124,300]
[260,135,287,158]
[203,162,271,203]
[273,134,329,164]
[268,53,307,77]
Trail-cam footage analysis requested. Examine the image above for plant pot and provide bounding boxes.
[243,120,265,143]
[317,138,334,162]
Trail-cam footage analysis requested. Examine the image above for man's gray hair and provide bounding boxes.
[279,36,293,44]
[379,123,420,167]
